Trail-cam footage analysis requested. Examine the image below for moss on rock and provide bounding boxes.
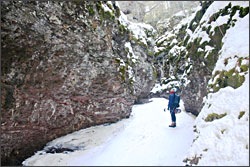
[210,66,246,93]
[95,2,115,21]
[206,25,212,34]
[205,113,227,122]
[238,111,245,119]
[240,64,249,72]
[118,24,126,35]
[205,49,218,71]
[86,4,95,16]
[221,129,226,134]
[239,6,249,18]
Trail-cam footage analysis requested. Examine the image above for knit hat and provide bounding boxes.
[171,88,177,92]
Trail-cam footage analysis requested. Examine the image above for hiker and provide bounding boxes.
[167,87,180,128]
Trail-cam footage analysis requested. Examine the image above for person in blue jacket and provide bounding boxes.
[168,88,178,127]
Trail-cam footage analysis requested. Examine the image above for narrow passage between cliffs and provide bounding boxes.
[23,98,195,166]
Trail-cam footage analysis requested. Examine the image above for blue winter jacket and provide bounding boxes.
[168,92,176,110]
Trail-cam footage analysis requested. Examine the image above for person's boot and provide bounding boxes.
[169,122,176,128]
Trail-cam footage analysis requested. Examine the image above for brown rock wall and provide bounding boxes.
[1,1,155,165]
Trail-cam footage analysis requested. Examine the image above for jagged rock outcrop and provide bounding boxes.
[1,1,156,165]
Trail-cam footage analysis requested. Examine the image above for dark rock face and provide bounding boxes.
[181,69,210,116]
[1,1,155,165]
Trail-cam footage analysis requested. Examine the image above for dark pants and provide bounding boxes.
[170,108,176,122]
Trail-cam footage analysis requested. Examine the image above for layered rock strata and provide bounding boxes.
[1,1,156,165]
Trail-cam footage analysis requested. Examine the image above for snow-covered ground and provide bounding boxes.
[23,98,195,166]
[186,74,249,166]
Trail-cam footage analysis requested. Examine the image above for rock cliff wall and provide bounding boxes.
[151,1,249,116]
[1,1,156,165]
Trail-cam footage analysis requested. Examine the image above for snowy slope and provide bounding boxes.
[22,98,195,166]
[184,1,249,166]
[185,74,249,166]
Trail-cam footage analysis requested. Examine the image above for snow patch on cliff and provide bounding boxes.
[119,11,156,46]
